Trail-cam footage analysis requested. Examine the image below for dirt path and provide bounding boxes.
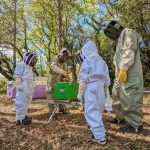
[0,95,150,150]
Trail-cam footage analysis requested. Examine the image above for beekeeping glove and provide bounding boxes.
[68,72,73,82]
[118,69,127,83]
[62,71,69,78]
[14,77,23,91]
[77,82,86,102]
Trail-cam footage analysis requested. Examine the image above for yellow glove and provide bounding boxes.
[118,69,127,83]
[63,71,69,78]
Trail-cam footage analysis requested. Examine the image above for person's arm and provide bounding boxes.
[118,29,138,82]
[51,64,67,75]
[77,60,90,101]
[121,29,138,70]
[50,57,68,77]
[13,63,23,90]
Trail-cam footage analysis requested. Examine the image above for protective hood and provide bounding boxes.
[23,52,37,66]
[80,40,99,60]
[104,19,125,41]
[58,48,71,57]
[112,19,125,28]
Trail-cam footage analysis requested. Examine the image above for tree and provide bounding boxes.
[13,0,17,73]
[0,0,149,86]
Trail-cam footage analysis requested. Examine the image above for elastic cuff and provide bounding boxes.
[120,67,128,71]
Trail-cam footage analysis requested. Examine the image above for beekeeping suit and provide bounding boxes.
[77,40,110,142]
[104,20,143,130]
[13,52,37,123]
[47,48,70,113]
[47,48,70,100]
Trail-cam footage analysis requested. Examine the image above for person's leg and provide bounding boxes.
[25,94,32,120]
[119,85,143,132]
[111,80,125,124]
[25,86,33,114]
[47,77,55,112]
[84,82,106,143]
[47,89,55,112]
[112,98,125,122]
[15,90,26,121]
[26,96,32,112]
[15,89,32,125]
[22,84,33,121]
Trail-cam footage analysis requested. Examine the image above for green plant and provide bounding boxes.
[0,79,7,94]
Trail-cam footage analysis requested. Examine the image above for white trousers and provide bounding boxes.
[84,81,106,140]
[15,84,32,121]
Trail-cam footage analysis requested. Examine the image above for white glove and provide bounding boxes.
[77,94,83,101]
[77,82,86,102]
[14,77,23,91]
[13,77,21,87]
[17,85,23,91]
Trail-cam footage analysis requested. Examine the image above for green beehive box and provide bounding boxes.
[54,82,79,100]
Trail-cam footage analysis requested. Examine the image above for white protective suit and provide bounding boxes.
[13,52,36,121]
[78,41,110,141]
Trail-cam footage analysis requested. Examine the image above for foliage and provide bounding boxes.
[0,0,149,86]
[0,79,7,94]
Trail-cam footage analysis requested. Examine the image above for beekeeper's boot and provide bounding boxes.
[17,116,32,125]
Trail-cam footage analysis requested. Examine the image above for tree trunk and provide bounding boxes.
[57,0,62,52]
[13,0,17,73]
[24,18,28,51]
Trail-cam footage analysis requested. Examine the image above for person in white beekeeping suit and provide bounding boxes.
[13,52,38,125]
[76,50,112,113]
[76,40,111,145]
[104,20,143,133]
